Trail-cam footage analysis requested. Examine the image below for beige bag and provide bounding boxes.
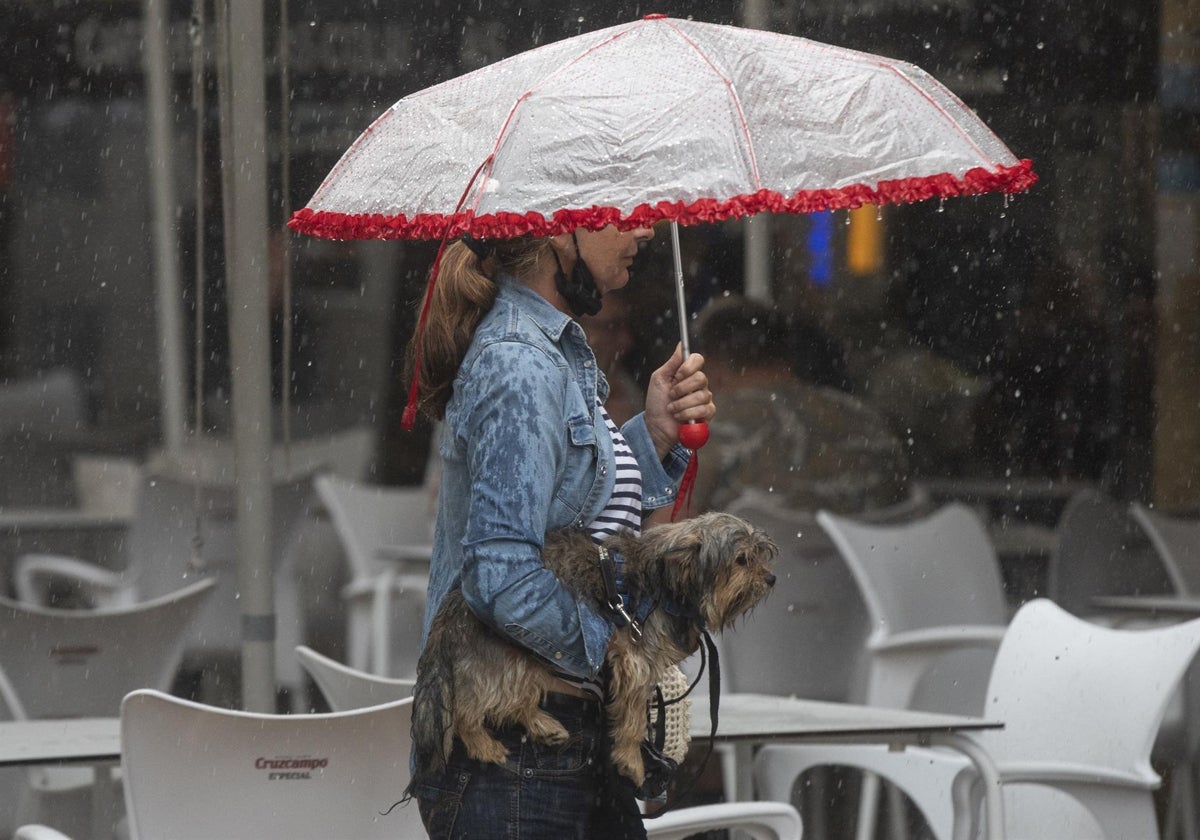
[648,664,692,764]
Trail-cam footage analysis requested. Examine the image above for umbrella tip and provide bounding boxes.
[643,13,667,20]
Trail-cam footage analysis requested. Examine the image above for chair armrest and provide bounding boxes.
[870,624,1006,654]
[14,826,77,840]
[340,573,429,602]
[645,801,802,840]
[14,553,134,607]
[994,760,1158,789]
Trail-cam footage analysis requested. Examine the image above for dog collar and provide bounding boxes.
[597,545,642,642]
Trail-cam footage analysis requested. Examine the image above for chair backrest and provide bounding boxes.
[817,503,1008,642]
[723,489,869,701]
[72,454,142,518]
[313,473,434,583]
[977,598,1200,785]
[296,645,414,711]
[1129,503,1200,595]
[121,689,423,840]
[1047,490,1170,614]
[0,579,216,719]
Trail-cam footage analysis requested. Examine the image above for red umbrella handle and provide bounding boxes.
[678,421,709,450]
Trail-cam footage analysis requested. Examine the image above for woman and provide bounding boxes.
[407,224,715,838]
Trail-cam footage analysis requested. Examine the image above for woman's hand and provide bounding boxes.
[644,344,716,459]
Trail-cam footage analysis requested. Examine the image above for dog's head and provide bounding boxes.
[635,512,777,632]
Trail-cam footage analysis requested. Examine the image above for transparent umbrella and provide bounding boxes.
[289,13,1037,500]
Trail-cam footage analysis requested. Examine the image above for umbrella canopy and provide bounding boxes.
[289,14,1035,241]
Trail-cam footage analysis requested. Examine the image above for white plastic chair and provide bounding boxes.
[11,688,423,840]
[710,489,871,821]
[754,598,1200,840]
[817,503,1010,714]
[1130,503,1200,596]
[1047,490,1171,615]
[1128,503,1200,840]
[313,473,433,676]
[812,503,1010,840]
[295,644,414,711]
[0,579,216,840]
[644,801,802,839]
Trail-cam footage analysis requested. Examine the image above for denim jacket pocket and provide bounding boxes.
[549,413,598,529]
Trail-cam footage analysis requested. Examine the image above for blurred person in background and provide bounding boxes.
[579,287,643,426]
[690,295,909,515]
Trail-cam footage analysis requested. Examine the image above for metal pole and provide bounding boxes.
[222,0,276,712]
[670,222,691,358]
[741,0,772,303]
[142,0,188,453]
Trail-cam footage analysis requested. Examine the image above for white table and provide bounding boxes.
[689,693,1005,840]
[0,511,131,533]
[0,718,120,767]
[0,717,122,836]
[1091,594,1200,617]
[376,543,433,564]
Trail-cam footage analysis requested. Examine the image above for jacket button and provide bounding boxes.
[599,465,607,476]
[554,651,564,660]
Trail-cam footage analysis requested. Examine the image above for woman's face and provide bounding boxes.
[567,225,655,295]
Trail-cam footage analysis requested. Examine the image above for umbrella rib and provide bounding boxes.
[469,25,648,217]
[882,65,996,168]
[798,36,1002,170]
[660,19,763,191]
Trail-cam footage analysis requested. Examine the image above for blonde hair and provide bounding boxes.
[406,236,553,420]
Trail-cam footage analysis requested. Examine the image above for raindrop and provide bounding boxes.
[875,206,882,221]
[844,212,851,226]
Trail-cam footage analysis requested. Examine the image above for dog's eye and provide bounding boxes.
[735,553,748,566]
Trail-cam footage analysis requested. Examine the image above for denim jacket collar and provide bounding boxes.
[494,276,609,404]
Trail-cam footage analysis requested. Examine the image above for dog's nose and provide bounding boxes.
[765,574,776,587]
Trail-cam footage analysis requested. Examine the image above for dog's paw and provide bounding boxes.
[526,712,570,746]
[462,732,509,766]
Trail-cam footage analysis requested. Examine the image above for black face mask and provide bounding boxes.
[553,231,602,318]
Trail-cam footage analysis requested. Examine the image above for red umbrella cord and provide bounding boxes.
[400,155,495,431]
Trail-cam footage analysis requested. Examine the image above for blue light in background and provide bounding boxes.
[807,210,833,287]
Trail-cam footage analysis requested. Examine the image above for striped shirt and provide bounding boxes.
[588,401,644,543]
[554,400,644,698]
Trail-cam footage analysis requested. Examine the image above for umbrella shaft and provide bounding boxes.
[671,222,690,358]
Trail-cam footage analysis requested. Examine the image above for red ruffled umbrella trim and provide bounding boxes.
[288,159,1036,241]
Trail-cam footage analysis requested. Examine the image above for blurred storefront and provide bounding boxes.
[0,0,1195,507]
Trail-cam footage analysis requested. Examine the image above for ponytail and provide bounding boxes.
[405,236,551,420]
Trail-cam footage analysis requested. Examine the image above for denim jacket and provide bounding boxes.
[423,277,690,678]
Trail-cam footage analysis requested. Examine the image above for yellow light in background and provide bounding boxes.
[847,204,884,275]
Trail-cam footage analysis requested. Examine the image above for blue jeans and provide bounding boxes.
[414,692,647,839]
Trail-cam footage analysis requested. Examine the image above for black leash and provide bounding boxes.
[594,543,722,816]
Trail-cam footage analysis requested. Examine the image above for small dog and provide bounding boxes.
[409,511,777,789]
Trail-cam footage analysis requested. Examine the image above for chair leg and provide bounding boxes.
[346,604,370,673]
[370,572,396,676]
[1164,759,1199,840]
[856,770,882,840]
[801,765,830,840]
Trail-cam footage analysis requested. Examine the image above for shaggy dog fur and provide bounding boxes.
[409,511,777,789]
